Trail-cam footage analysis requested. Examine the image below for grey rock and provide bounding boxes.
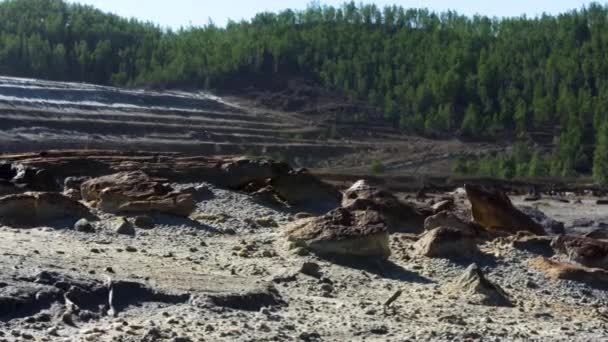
[74,219,95,233]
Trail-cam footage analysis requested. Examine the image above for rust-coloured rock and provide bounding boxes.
[551,236,608,270]
[81,171,195,217]
[414,226,479,259]
[285,207,391,259]
[342,180,426,233]
[530,257,608,289]
[465,184,545,236]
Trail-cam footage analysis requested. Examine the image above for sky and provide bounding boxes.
[66,0,599,28]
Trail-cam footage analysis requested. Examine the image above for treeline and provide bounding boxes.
[1,0,608,182]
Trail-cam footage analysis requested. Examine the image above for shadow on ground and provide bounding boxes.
[320,256,434,284]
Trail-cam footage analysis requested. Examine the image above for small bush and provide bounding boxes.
[370,160,385,174]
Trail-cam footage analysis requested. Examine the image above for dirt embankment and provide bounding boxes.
[0,76,503,176]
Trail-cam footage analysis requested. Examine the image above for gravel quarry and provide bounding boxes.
[0,76,501,176]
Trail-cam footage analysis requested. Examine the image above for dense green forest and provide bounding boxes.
[0,0,607,182]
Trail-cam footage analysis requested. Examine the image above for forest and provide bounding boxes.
[0,0,607,183]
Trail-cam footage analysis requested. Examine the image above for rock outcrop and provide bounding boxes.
[423,211,478,235]
[551,236,608,269]
[530,257,608,289]
[81,171,196,217]
[0,162,59,195]
[11,164,59,192]
[414,226,479,259]
[465,184,545,236]
[431,199,454,214]
[285,207,391,259]
[447,264,513,307]
[341,180,426,233]
[0,192,92,227]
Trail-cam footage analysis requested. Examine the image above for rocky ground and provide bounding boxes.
[1,154,608,341]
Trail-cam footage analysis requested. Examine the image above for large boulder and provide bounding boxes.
[0,192,92,227]
[551,236,608,270]
[81,171,195,217]
[342,180,426,233]
[465,184,545,236]
[414,226,479,259]
[446,264,513,307]
[285,207,391,259]
[424,211,478,235]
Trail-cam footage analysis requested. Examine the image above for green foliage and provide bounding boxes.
[454,145,560,180]
[593,120,608,184]
[370,160,385,175]
[1,0,608,180]
[528,151,548,177]
[460,104,481,138]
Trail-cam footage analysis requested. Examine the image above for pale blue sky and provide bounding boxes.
[66,1,600,28]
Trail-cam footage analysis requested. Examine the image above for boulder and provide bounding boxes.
[465,184,545,236]
[11,164,59,192]
[529,257,608,289]
[0,192,92,227]
[551,236,608,270]
[424,211,477,235]
[182,185,214,200]
[285,207,391,259]
[74,218,95,233]
[63,188,82,201]
[447,264,513,307]
[0,163,59,194]
[81,171,196,217]
[342,180,426,233]
[431,199,454,214]
[414,227,479,259]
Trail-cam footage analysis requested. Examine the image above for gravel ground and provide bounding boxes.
[1,185,608,341]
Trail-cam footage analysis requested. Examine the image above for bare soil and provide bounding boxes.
[0,76,502,176]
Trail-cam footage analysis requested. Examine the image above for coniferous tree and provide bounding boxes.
[593,120,608,184]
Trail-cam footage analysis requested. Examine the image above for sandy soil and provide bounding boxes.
[1,183,608,341]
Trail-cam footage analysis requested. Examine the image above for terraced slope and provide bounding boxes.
[0,76,502,175]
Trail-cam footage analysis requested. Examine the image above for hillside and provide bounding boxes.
[0,0,607,182]
[0,76,501,177]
